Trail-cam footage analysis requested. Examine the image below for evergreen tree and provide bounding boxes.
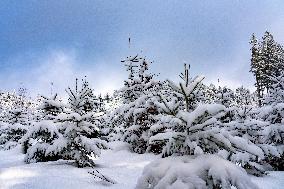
[119,55,160,103]
[55,79,107,167]
[24,79,107,167]
[0,91,34,149]
[226,105,281,175]
[167,63,205,112]
[235,86,252,106]
[148,65,275,176]
[250,31,284,106]
[264,72,284,106]
[215,86,235,108]
[108,55,162,153]
[21,93,65,158]
[260,72,284,170]
[0,122,27,149]
[204,83,218,103]
[37,94,65,120]
[104,93,110,103]
[250,33,263,107]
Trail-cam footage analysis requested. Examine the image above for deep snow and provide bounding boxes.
[0,142,283,189]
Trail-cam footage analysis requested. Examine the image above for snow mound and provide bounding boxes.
[136,155,259,189]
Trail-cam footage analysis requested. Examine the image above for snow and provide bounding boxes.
[251,172,284,189]
[167,75,205,97]
[177,103,226,128]
[229,135,265,158]
[136,155,259,189]
[23,120,61,140]
[0,143,283,189]
[0,142,158,189]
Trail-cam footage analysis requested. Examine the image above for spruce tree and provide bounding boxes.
[260,72,284,170]
[250,31,284,106]
[108,55,162,153]
[22,93,65,160]
[215,86,235,108]
[235,86,252,106]
[250,33,263,107]
[0,92,31,149]
[148,64,276,176]
[55,78,107,167]
[24,79,107,167]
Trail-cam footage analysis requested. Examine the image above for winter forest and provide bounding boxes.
[0,30,283,189]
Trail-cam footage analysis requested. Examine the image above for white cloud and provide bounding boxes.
[204,61,256,92]
[0,50,125,99]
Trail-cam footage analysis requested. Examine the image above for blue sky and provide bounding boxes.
[0,0,284,97]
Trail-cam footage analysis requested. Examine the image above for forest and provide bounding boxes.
[0,31,283,189]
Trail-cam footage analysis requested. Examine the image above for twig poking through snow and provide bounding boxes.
[88,169,117,185]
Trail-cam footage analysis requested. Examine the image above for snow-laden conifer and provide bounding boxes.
[21,93,65,161]
[107,55,162,153]
[24,79,107,167]
[53,78,108,167]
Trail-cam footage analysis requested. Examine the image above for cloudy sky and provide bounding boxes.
[0,0,284,97]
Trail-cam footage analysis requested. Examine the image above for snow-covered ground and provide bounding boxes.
[0,142,283,189]
[0,142,158,189]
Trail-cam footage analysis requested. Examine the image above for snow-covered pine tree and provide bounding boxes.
[259,72,284,170]
[83,78,101,113]
[6,107,27,126]
[260,32,284,90]
[263,72,284,106]
[235,86,252,106]
[53,78,107,167]
[4,89,31,126]
[250,31,284,106]
[23,120,63,162]
[215,86,235,108]
[121,55,164,153]
[148,64,273,176]
[250,91,261,107]
[37,94,65,120]
[0,92,30,149]
[119,55,160,103]
[122,95,160,153]
[149,65,229,157]
[203,83,218,103]
[261,72,284,129]
[167,63,205,112]
[0,121,26,149]
[104,93,111,103]
[107,55,162,153]
[22,93,65,160]
[23,79,107,167]
[250,33,265,106]
[214,86,236,123]
[225,105,281,175]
